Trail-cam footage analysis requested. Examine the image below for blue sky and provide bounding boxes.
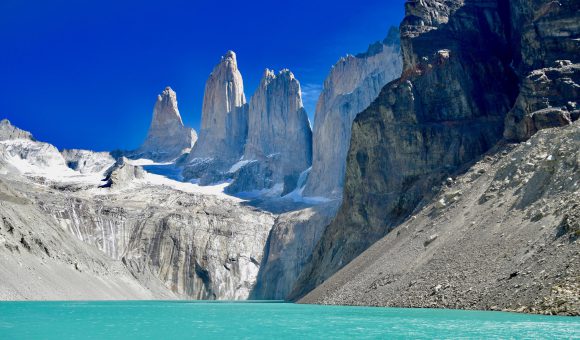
[0,0,405,151]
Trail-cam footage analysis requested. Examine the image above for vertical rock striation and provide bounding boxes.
[227,69,312,195]
[136,87,197,162]
[291,0,521,299]
[250,201,339,300]
[184,51,249,183]
[303,27,402,199]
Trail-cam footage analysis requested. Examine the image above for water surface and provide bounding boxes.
[0,301,578,339]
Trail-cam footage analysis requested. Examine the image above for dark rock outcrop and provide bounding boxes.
[504,0,580,141]
[505,61,579,141]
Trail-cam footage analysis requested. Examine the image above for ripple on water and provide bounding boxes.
[0,301,578,339]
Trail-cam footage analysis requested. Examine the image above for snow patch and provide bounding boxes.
[283,167,334,204]
[139,173,241,202]
[0,140,105,185]
[234,183,284,200]
[228,159,256,173]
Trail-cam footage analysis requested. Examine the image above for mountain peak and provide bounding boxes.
[136,87,197,161]
[0,119,34,141]
[222,50,237,63]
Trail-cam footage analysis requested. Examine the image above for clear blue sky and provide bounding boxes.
[0,0,405,151]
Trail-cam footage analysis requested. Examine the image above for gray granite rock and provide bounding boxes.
[136,87,197,162]
[0,125,276,300]
[303,28,402,199]
[227,69,312,195]
[101,157,145,188]
[185,51,249,180]
[250,201,339,300]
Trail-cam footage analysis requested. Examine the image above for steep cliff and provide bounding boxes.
[303,28,402,199]
[504,0,580,141]
[291,0,520,299]
[227,69,312,195]
[250,201,339,300]
[184,51,249,184]
[135,87,197,162]
[292,0,579,302]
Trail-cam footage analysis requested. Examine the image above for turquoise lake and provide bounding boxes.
[0,301,578,339]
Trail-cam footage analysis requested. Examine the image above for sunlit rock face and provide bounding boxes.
[184,51,249,184]
[303,27,403,199]
[227,69,312,195]
[135,87,197,162]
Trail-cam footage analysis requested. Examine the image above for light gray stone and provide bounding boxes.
[303,27,402,199]
[186,51,248,169]
[136,87,197,162]
[227,69,312,195]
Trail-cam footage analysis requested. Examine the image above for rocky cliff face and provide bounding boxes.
[0,122,277,300]
[303,28,402,199]
[291,0,522,299]
[227,69,312,195]
[250,201,339,300]
[504,0,579,141]
[0,178,174,300]
[184,51,249,183]
[136,87,197,162]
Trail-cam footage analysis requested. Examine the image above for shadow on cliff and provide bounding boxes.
[288,1,521,301]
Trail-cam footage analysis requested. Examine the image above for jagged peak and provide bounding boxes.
[221,50,237,63]
[349,26,401,59]
[278,68,294,79]
[0,118,34,141]
[260,68,297,86]
[263,68,276,79]
[157,86,177,103]
[383,26,400,46]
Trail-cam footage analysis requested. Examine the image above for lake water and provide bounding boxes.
[0,301,578,339]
